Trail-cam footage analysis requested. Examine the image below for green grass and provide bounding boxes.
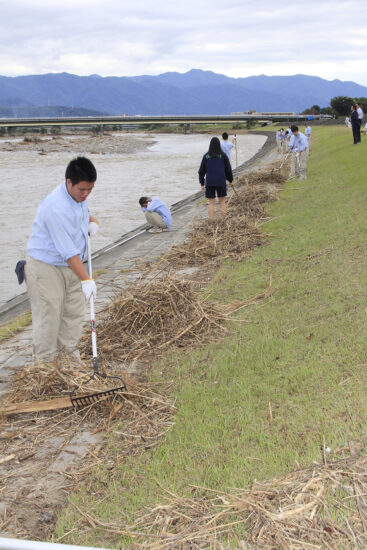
[56,125,367,547]
[0,310,32,343]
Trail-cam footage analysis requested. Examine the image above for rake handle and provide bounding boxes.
[87,235,98,372]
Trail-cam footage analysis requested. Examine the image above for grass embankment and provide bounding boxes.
[57,125,367,547]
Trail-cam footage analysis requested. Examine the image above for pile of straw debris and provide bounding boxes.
[108,454,367,549]
[165,171,283,268]
[80,275,227,365]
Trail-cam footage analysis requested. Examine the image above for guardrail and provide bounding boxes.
[0,538,112,550]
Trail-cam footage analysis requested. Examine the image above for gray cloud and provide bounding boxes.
[1,0,367,85]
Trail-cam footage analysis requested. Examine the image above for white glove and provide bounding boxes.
[88,221,99,237]
[81,279,97,300]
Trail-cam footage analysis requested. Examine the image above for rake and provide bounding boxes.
[70,235,127,408]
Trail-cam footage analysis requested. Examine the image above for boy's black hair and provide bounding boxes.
[139,196,148,206]
[65,157,97,186]
[290,125,298,132]
[222,132,229,140]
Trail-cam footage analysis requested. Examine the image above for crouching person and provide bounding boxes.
[139,196,172,233]
[25,156,98,365]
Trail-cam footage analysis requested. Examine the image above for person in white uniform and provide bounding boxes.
[288,125,309,181]
[220,132,236,160]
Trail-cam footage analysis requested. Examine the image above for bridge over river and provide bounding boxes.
[0,113,322,130]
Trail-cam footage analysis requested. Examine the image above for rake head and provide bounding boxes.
[70,370,127,409]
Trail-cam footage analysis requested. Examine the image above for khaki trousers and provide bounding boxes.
[25,256,85,362]
[145,211,167,229]
[289,149,308,180]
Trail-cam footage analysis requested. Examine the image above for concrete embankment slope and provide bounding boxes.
[0,132,277,393]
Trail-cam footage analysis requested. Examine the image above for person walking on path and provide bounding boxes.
[282,130,291,153]
[25,156,99,364]
[288,125,309,180]
[199,137,233,220]
[304,124,312,152]
[220,132,236,160]
[276,128,284,153]
[351,104,360,145]
[139,196,172,233]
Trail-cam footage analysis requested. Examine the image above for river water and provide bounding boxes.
[0,132,266,306]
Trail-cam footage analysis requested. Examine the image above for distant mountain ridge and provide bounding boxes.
[0,69,367,117]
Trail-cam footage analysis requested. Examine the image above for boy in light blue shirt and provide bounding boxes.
[139,196,172,233]
[25,156,99,363]
[220,132,236,160]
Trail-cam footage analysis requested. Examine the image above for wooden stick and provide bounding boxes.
[2,396,72,415]
[0,454,16,465]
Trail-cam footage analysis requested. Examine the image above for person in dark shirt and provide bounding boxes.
[198,137,233,219]
[351,104,360,145]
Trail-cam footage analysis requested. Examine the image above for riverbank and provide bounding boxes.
[0,131,273,323]
[0,131,267,307]
[0,132,281,541]
[52,125,367,548]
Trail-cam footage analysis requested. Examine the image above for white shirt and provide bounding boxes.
[220,140,234,159]
[357,107,363,120]
[289,131,309,152]
[27,182,89,266]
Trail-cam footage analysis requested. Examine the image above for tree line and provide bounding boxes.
[302,97,367,117]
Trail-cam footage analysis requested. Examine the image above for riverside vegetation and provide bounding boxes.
[11,125,367,547]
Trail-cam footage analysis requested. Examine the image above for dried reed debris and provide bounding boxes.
[83,454,367,549]
[165,170,284,268]
[80,274,227,365]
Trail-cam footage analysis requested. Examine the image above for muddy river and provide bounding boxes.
[0,132,266,306]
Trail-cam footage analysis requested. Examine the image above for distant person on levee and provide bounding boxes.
[199,136,233,220]
[350,104,360,145]
[139,196,172,233]
[276,128,284,152]
[220,132,236,160]
[288,125,309,180]
[24,156,99,365]
[282,129,291,153]
[355,103,364,142]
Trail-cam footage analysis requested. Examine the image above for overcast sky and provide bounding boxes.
[1,0,367,86]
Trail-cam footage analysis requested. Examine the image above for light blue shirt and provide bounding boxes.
[220,140,234,159]
[141,197,172,229]
[289,131,309,152]
[27,182,89,266]
[305,126,311,136]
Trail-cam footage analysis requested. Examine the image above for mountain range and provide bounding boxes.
[1,69,367,117]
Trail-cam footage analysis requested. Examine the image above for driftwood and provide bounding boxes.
[2,396,73,415]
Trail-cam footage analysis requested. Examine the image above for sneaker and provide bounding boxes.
[148,227,163,233]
